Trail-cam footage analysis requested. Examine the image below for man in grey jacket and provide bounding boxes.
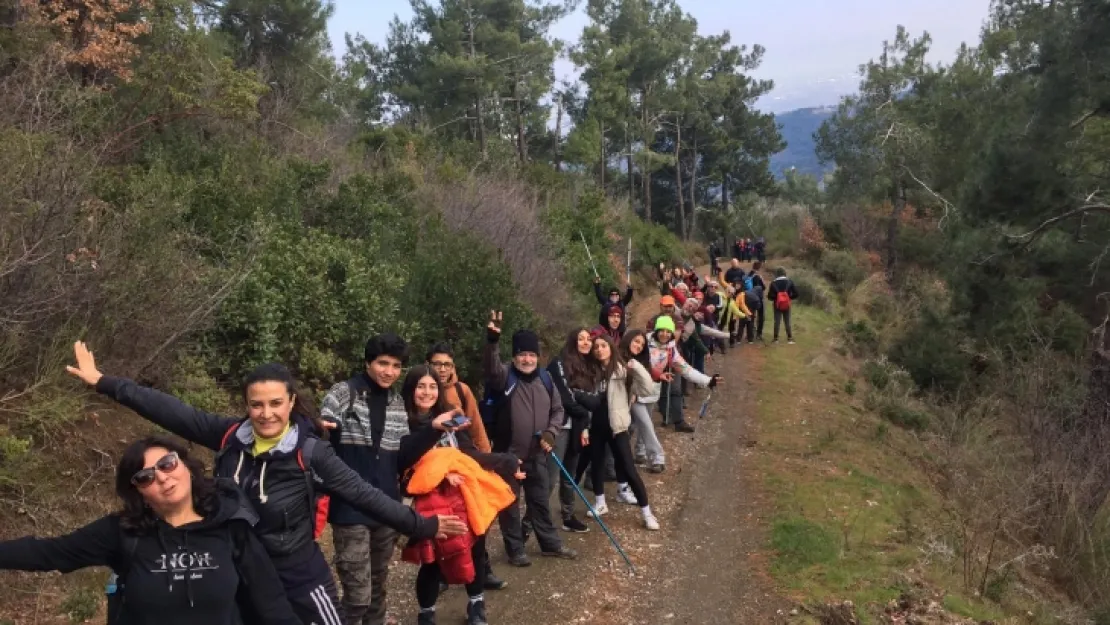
[484,311,578,567]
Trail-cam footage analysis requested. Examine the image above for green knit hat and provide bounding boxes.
[654,315,676,334]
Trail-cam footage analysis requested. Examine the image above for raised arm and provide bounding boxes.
[482,311,509,391]
[311,440,458,540]
[0,515,119,573]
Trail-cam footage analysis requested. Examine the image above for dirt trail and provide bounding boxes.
[384,265,788,624]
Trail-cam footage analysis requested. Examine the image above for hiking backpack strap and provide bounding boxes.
[455,381,469,414]
[213,422,241,466]
[296,438,330,541]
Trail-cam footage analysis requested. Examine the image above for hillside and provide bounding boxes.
[769,106,836,179]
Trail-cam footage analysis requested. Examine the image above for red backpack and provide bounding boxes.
[775,290,792,312]
[218,423,331,541]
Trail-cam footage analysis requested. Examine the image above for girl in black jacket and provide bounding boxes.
[0,436,298,625]
[396,365,520,625]
[66,342,467,625]
[545,327,598,533]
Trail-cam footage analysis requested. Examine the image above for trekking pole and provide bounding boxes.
[579,230,600,280]
[698,389,713,419]
[539,433,637,576]
[663,379,672,427]
[626,237,632,285]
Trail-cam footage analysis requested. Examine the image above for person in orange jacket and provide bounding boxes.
[397,365,522,625]
[425,342,505,591]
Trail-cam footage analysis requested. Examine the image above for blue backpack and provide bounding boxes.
[479,369,555,432]
[742,274,754,292]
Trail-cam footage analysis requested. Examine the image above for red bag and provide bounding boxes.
[775,290,791,312]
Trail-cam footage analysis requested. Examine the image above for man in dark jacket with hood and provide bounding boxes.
[484,312,577,566]
[320,333,411,625]
[767,268,800,344]
[593,276,633,327]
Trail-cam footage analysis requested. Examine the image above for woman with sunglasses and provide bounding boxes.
[66,342,468,625]
[0,436,299,625]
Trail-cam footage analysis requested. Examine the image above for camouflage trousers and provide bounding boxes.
[332,524,397,625]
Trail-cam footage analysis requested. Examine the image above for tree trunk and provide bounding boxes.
[722,172,730,213]
[675,122,687,240]
[886,177,905,280]
[626,121,635,209]
[553,96,563,172]
[688,130,698,238]
[641,91,652,222]
[513,78,527,164]
[465,0,485,157]
[598,119,606,189]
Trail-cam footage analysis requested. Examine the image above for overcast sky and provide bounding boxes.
[327,0,990,112]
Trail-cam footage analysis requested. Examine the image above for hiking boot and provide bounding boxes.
[541,545,578,560]
[418,611,437,625]
[466,600,489,625]
[649,463,666,474]
[507,552,532,567]
[643,513,660,531]
[587,501,609,517]
[616,486,638,506]
[675,422,696,433]
[484,567,507,590]
[562,516,589,533]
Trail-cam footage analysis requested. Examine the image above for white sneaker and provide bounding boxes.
[616,488,638,506]
[643,513,660,531]
[588,501,609,518]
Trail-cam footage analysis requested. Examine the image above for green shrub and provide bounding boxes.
[786,267,838,314]
[861,359,891,390]
[60,587,99,624]
[210,225,410,380]
[889,310,972,394]
[844,319,879,356]
[878,401,930,431]
[819,249,867,294]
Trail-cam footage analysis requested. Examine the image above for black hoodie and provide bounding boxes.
[0,481,298,625]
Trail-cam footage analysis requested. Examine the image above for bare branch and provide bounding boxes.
[1007,203,1110,251]
[902,166,958,229]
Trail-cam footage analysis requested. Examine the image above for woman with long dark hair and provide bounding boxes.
[396,365,520,625]
[575,334,659,530]
[0,436,298,625]
[66,342,467,625]
[544,327,598,532]
[620,329,666,473]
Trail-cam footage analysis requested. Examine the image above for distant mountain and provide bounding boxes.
[769,105,837,180]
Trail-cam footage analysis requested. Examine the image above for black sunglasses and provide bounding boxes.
[131,452,180,487]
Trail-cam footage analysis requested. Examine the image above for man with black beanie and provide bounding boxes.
[483,311,577,567]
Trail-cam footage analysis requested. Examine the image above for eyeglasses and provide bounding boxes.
[429,361,455,370]
[131,452,180,487]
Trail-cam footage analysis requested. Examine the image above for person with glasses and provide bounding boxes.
[0,436,299,625]
[425,342,505,591]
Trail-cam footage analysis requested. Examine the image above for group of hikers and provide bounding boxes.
[0,249,797,625]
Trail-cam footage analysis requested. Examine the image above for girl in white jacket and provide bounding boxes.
[577,333,660,530]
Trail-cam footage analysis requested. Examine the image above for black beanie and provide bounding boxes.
[512,330,541,356]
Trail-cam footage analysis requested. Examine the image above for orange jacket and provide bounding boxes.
[404,447,515,535]
[442,377,491,453]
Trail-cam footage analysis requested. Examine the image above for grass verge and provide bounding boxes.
[748,303,1043,624]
